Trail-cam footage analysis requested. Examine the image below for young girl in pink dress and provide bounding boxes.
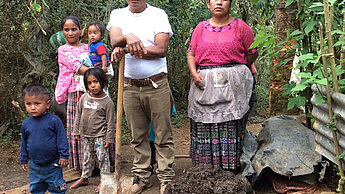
[55,16,89,169]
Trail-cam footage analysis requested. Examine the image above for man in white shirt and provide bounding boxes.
[107,1,175,193]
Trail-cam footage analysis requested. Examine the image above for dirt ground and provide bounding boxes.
[0,116,337,194]
[0,119,194,194]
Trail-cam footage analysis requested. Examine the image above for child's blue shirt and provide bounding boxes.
[20,112,69,164]
[89,42,109,64]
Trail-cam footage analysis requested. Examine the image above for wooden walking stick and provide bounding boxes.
[114,57,133,194]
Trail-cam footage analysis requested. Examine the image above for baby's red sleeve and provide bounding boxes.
[96,45,107,56]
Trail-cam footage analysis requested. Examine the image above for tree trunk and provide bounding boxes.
[269,0,299,115]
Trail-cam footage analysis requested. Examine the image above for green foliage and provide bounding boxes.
[172,109,188,128]
[152,0,210,98]
[121,117,131,144]
[0,114,28,146]
[253,0,345,111]
[335,152,345,159]
[0,0,273,140]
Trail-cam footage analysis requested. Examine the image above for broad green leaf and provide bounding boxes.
[298,53,314,61]
[332,30,345,35]
[309,2,323,9]
[291,84,308,92]
[296,72,312,78]
[30,1,41,12]
[337,69,345,76]
[334,41,345,47]
[263,37,276,46]
[287,96,306,110]
[305,21,317,35]
[315,97,326,106]
[309,5,324,12]
[303,78,315,85]
[315,11,325,15]
[285,0,295,7]
[295,96,306,107]
[315,78,328,85]
[290,30,302,37]
[249,36,264,49]
[314,69,324,79]
[338,79,345,86]
[287,99,296,110]
[315,92,326,106]
[295,35,305,41]
[282,82,296,95]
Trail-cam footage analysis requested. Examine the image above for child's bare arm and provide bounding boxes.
[21,164,28,172]
[101,54,108,73]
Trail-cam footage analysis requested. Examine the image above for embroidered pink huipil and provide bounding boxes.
[55,44,88,104]
[188,18,257,67]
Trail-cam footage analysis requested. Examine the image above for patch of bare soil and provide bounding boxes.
[0,143,29,192]
[0,120,193,194]
[164,166,254,194]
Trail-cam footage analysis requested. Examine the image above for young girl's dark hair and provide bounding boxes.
[60,15,81,30]
[83,68,108,90]
[88,21,106,37]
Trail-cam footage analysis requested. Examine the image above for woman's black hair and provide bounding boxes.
[83,68,108,90]
[60,15,81,30]
[88,21,106,37]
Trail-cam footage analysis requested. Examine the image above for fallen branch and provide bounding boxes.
[0,118,10,136]
[25,3,47,36]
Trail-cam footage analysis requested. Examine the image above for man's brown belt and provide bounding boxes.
[124,72,167,87]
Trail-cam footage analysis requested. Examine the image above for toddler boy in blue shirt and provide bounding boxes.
[20,83,69,193]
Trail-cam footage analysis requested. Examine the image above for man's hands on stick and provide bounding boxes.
[111,47,129,62]
[111,33,147,62]
[125,33,147,58]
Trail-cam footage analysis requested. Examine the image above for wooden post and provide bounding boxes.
[340,12,345,79]
[319,19,345,194]
[115,57,125,194]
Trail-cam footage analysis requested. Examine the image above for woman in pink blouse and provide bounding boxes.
[55,16,89,169]
[187,0,258,172]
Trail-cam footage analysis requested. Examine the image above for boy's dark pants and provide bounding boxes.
[29,158,67,194]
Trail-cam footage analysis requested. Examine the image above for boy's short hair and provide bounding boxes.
[88,21,105,37]
[23,83,50,101]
